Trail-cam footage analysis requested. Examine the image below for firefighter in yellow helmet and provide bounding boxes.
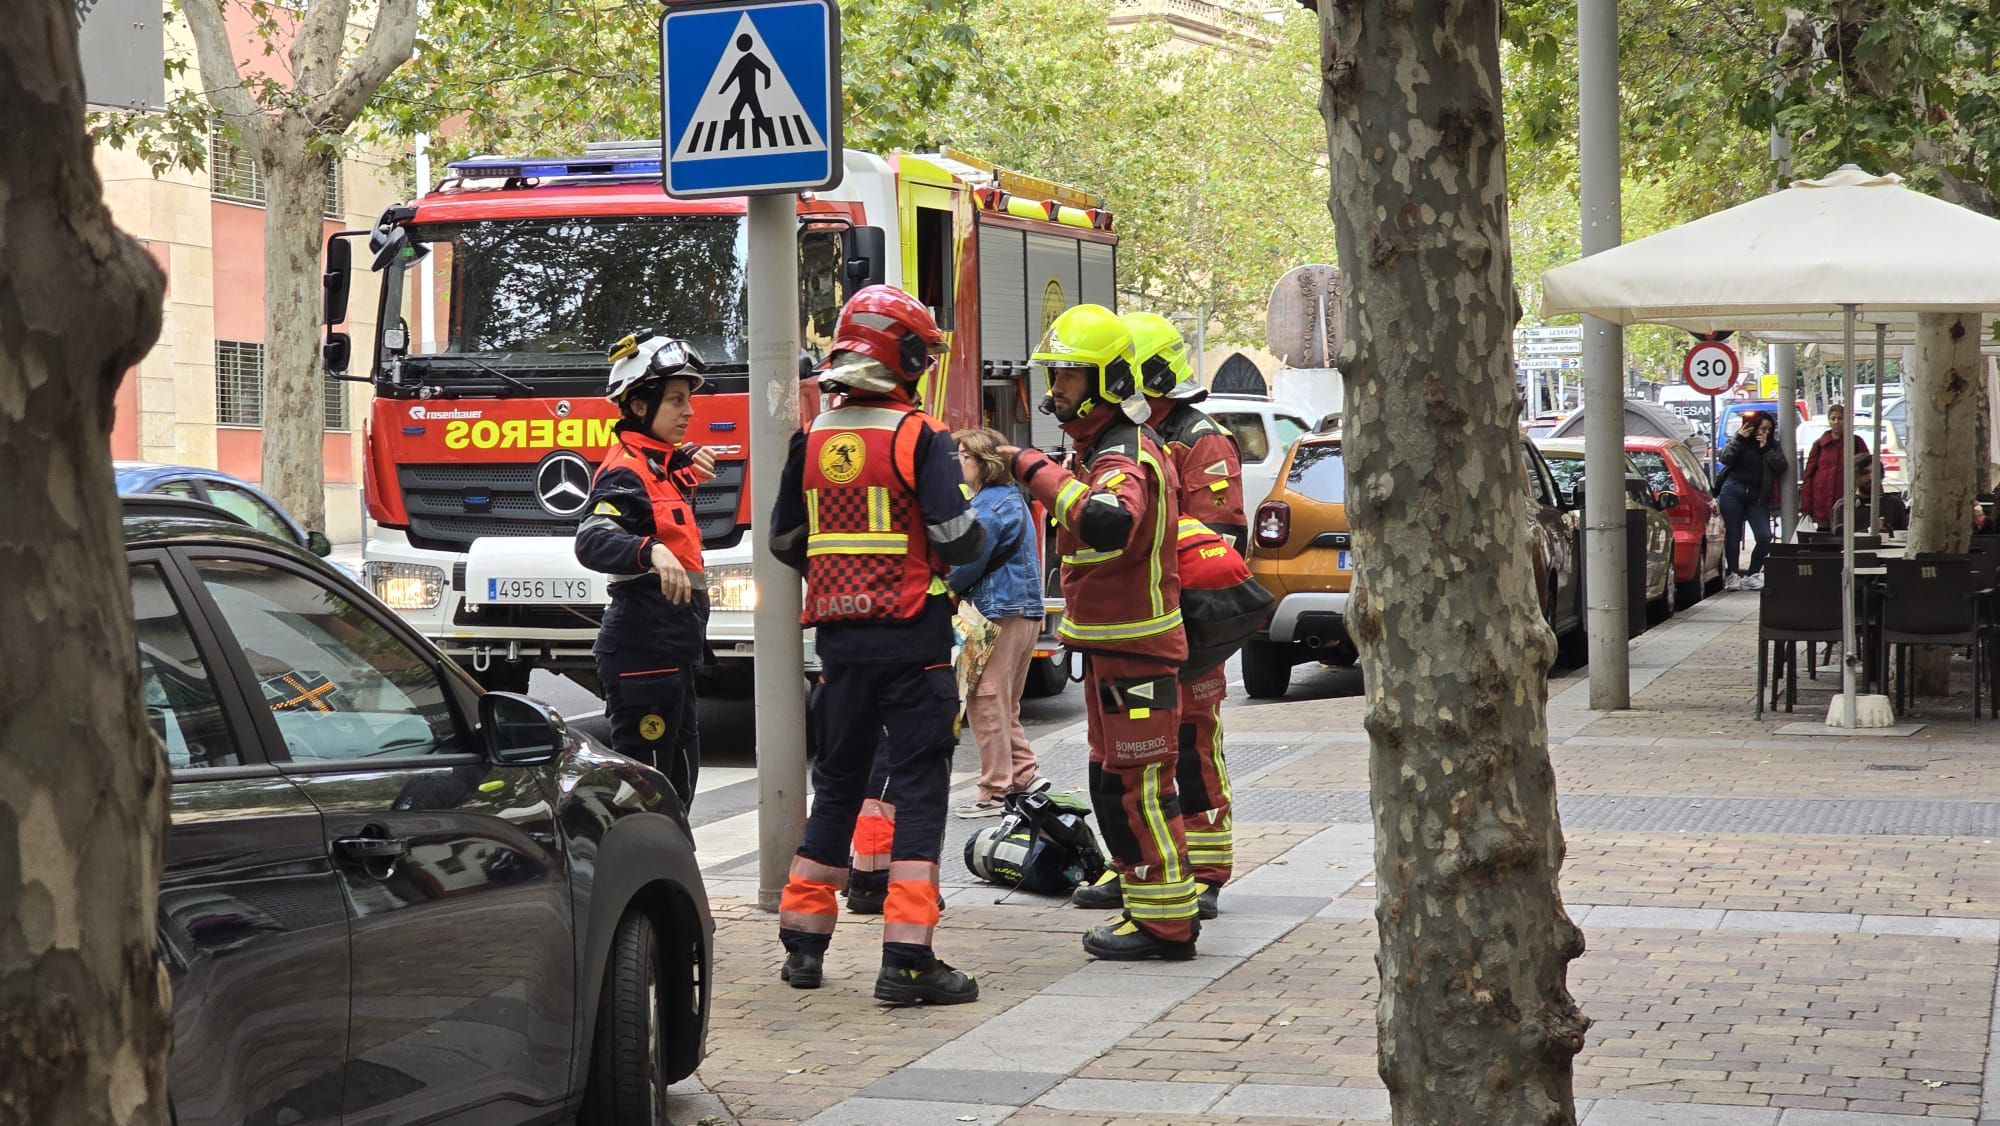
[996,304,1199,959]
[1095,309,1249,919]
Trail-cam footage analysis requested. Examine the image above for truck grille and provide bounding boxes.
[397,461,747,552]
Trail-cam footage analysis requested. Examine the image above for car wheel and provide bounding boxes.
[586,911,668,1126]
[1022,653,1068,698]
[1240,640,1292,699]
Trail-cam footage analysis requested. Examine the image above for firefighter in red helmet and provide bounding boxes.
[999,304,1200,961]
[769,285,987,1003]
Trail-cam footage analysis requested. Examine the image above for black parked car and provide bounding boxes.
[124,495,710,1126]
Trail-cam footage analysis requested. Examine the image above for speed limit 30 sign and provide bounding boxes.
[1682,340,1741,395]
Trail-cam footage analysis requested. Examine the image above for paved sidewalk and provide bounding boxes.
[671,589,2000,1125]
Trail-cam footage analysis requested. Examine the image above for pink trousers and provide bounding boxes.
[968,615,1042,800]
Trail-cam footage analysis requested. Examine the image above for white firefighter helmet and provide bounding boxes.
[606,331,707,404]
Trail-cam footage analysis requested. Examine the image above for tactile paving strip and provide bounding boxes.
[1232,789,2000,836]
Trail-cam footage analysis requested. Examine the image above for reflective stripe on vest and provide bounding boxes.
[801,400,944,625]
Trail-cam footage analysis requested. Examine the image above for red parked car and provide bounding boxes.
[1625,435,1725,605]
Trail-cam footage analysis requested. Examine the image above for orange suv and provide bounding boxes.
[1240,431,1356,697]
[1242,433,1584,698]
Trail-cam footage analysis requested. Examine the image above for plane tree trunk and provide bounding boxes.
[1,3,173,1122]
[257,126,336,534]
[1904,312,1982,696]
[1315,1,1589,1122]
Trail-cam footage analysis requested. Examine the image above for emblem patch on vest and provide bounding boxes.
[639,714,667,741]
[820,432,866,484]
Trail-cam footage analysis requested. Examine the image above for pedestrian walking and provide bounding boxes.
[769,286,986,1005]
[948,426,1051,817]
[1715,410,1788,590]
[575,331,714,812]
[1000,303,1200,961]
[1801,403,1867,528]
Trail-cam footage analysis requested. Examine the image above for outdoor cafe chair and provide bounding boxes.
[1757,554,1846,716]
[1880,557,1989,722]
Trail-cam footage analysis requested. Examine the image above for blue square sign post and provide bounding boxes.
[659,0,842,199]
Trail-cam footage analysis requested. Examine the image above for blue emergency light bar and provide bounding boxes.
[446,156,663,180]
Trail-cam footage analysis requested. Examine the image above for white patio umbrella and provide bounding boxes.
[1540,166,2000,729]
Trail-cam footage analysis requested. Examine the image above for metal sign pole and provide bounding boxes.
[1580,0,1629,709]
[1839,306,1859,729]
[1871,324,1886,528]
[749,192,808,910]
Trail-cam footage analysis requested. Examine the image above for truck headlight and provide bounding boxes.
[705,563,757,612]
[363,561,445,610]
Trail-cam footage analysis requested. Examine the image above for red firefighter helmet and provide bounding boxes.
[821,285,947,394]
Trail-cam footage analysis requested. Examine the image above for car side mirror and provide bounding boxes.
[322,332,351,376]
[323,236,352,325]
[479,692,568,766]
[1658,490,1681,510]
[307,530,333,557]
[842,225,886,294]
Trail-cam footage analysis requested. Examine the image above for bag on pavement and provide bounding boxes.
[963,790,1106,895]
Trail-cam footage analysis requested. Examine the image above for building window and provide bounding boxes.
[216,341,264,427]
[209,127,346,219]
[324,376,349,431]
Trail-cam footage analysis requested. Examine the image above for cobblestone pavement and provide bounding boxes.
[669,589,2000,1126]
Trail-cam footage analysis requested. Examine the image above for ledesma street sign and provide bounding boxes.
[659,0,842,198]
[1682,340,1741,396]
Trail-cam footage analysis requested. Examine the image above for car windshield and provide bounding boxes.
[411,215,749,367]
[1286,443,1345,503]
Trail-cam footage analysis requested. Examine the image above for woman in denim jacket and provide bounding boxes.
[949,427,1050,816]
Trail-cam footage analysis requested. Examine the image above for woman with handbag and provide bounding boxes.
[950,427,1051,816]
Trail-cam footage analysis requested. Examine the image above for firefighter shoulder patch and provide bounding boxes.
[639,714,667,741]
[819,432,866,484]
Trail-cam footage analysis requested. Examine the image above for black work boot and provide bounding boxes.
[780,951,823,989]
[874,961,980,1006]
[1070,870,1123,909]
[1196,883,1221,920]
[846,887,884,915]
[1082,917,1198,961]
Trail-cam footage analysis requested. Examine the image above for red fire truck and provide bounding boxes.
[321,143,1117,697]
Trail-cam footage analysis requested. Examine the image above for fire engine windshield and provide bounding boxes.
[411,216,748,367]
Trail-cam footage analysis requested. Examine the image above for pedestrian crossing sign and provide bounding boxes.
[659,0,842,198]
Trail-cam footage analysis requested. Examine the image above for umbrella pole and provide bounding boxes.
[1872,324,1886,528]
[1840,305,1859,729]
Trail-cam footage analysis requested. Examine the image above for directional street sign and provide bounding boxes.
[1518,341,1584,356]
[659,0,841,198]
[1517,326,1583,341]
[1519,356,1582,371]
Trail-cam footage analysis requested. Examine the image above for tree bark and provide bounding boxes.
[1,3,173,1124]
[182,0,419,530]
[1904,312,1981,695]
[259,124,335,533]
[1316,2,1588,1122]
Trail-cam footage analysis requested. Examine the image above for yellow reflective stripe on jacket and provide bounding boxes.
[867,486,892,532]
[805,490,821,534]
[807,533,911,556]
[1140,448,1169,619]
[1054,478,1088,524]
[1177,516,1215,541]
[1061,547,1123,566]
[1057,606,1183,643]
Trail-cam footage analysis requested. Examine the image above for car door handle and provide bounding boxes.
[334,836,409,861]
